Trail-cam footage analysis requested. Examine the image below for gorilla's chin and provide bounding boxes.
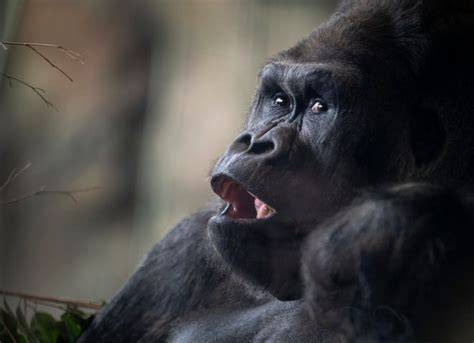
[207,212,305,301]
[208,172,320,300]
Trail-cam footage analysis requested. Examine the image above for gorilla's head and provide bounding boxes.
[207,0,474,300]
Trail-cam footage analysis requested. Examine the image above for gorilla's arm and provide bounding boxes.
[79,184,474,342]
[79,208,234,342]
[302,183,474,342]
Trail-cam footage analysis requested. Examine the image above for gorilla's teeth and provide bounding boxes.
[220,203,231,216]
[255,198,275,219]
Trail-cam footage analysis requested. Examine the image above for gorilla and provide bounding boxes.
[80,0,474,341]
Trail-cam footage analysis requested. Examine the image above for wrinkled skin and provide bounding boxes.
[79,0,474,342]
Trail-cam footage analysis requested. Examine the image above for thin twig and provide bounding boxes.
[0,186,100,205]
[0,317,17,342]
[3,41,84,63]
[0,290,102,310]
[0,163,31,193]
[1,42,7,50]
[27,45,73,82]
[0,72,58,110]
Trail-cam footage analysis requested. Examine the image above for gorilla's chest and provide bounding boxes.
[169,301,340,343]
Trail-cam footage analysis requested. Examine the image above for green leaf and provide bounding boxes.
[60,312,82,342]
[1,298,98,343]
[64,306,94,331]
[64,307,86,321]
[3,298,15,319]
[31,312,60,343]
[16,304,37,342]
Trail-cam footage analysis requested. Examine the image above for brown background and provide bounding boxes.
[0,0,334,302]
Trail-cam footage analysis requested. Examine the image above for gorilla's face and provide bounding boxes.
[208,28,417,300]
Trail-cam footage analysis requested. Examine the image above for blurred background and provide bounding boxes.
[0,0,334,302]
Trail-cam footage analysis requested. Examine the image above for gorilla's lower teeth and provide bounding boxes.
[255,198,274,219]
[220,203,231,216]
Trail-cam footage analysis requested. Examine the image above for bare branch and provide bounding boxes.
[2,41,85,82]
[0,72,58,110]
[0,163,31,193]
[27,45,73,82]
[0,290,102,310]
[0,186,100,205]
[2,41,84,63]
[0,318,16,342]
[1,42,7,50]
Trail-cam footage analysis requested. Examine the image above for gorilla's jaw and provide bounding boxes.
[207,203,305,301]
[208,173,315,301]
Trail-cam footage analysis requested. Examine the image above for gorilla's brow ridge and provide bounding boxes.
[260,62,358,82]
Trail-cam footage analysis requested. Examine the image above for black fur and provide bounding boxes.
[79,0,474,342]
[303,184,474,341]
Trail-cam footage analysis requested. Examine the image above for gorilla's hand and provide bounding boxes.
[302,183,473,341]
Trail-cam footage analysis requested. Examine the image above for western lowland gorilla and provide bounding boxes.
[79,0,474,342]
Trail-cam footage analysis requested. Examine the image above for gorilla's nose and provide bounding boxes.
[228,123,296,161]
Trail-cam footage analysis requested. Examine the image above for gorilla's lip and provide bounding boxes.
[211,174,276,220]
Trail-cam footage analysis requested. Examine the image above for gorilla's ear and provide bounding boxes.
[409,103,446,168]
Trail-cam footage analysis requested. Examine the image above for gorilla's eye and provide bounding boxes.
[311,100,327,114]
[273,93,291,108]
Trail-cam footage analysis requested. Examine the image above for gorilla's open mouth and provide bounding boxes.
[211,175,276,220]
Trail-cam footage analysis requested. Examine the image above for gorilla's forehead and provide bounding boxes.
[260,62,360,87]
[262,62,336,75]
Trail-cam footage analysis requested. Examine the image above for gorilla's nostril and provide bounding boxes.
[237,133,252,146]
[249,141,275,155]
[230,133,252,153]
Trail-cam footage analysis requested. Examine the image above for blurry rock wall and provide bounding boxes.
[0,0,333,301]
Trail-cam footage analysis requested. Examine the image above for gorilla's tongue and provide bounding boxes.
[219,178,274,219]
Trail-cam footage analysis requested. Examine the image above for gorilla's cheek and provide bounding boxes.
[207,216,304,300]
